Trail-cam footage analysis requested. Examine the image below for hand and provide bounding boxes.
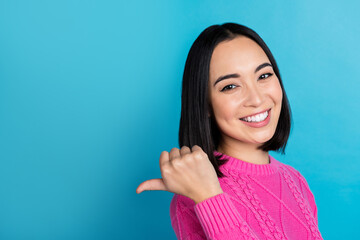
[136,145,223,204]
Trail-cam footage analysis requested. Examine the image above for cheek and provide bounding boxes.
[269,79,283,104]
[211,96,238,121]
[276,82,283,104]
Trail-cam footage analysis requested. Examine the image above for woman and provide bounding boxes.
[136,23,323,239]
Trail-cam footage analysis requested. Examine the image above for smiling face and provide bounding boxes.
[208,36,283,151]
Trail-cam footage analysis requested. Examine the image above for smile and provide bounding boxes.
[240,109,270,123]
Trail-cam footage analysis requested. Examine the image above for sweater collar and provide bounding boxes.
[214,150,281,176]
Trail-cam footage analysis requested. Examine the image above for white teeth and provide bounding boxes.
[242,110,268,123]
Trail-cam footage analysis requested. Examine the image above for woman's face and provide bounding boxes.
[208,36,283,148]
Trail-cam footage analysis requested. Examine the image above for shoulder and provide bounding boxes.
[279,162,302,178]
[279,162,312,193]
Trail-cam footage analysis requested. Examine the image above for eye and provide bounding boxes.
[221,84,237,92]
[259,73,273,80]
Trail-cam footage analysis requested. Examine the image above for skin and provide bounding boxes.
[136,36,283,204]
[136,145,223,204]
[209,36,283,165]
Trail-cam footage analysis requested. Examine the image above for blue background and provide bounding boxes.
[0,0,359,239]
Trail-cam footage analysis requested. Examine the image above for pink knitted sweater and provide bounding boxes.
[170,151,322,239]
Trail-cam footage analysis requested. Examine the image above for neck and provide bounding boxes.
[217,139,269,165]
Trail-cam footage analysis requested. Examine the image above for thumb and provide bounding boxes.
[136,178,167,194]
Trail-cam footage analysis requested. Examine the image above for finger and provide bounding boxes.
[159,151,169,167]
[180,145,191,156]
[169,147,180,161]
[136,178,167,193]
[191,145,202,152]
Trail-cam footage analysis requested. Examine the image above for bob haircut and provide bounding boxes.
[178,23,292,178]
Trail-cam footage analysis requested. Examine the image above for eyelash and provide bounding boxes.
[220,73,273,92]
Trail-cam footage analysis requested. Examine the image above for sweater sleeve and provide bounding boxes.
[170,192,259,240]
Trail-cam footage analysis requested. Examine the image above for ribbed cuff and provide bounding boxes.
[194,192,246,238]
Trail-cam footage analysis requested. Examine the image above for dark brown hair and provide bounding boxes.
[179,23,292,178]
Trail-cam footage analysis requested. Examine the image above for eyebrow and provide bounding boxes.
[213,62,273,86]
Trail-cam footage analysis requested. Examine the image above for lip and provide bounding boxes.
[239,109,271,128]
[240,108,271,119]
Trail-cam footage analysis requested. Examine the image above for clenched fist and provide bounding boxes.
[136,145,223,204]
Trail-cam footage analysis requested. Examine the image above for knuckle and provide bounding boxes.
[159,152,168,165]
[160,150,167,157]
[161,164,172,174]
[160,160,167,168]
[180,146,190,155]
[181,145,189,150]
[192,145,204,153]
[193,151,203,160]
[172,158,183,167]
[182,154,192,163]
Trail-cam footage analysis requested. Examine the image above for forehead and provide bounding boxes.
[209,36,270,80]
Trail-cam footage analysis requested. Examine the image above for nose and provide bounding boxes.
[243,82,264,107]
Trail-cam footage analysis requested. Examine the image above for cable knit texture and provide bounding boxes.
[170,151,323,239]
